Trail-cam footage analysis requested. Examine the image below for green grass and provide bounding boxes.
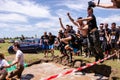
[74,56,120,69]
[0,42,12,56]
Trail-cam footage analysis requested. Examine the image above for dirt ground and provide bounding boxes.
[6,54,109,80]
[21,62,109,80]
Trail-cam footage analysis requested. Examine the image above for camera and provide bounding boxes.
[88,1,96,7]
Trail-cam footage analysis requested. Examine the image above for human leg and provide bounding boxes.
[0,69,8,80]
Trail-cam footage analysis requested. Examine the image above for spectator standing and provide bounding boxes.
[104,23,111,56]
[48,32,57,57]
[99,23,106,51]
[109,23,119,56]
[40,32,49,57]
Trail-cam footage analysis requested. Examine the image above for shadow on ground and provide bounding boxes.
[73,59,112,77]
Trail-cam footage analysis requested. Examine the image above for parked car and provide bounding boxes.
[8,38,42,54]
[14,39,22,43]
[0,39,5,43]
[8,39,14,43]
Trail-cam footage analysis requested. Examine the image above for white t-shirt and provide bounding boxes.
[16,50,24,66]
[0,59,9,67]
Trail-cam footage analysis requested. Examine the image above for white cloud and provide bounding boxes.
[0,0,51,18]
[56,9,70,21]
[14,25,35,31]
[64,3,85,11]
[35,19,59,29]
[0,13,28,23]
[96,0,112,4]
[97,15,120,25]
[35,22,51,29]
[0,22,36,32]
[57,0,88,11]
[56,9,78,27]
[0,23,9,28]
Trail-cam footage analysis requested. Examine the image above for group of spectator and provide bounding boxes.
[57,7,105,62]
[39,5,120,63]
[98,23,120,58]
[56,7,120,62]
[40,32,57,57]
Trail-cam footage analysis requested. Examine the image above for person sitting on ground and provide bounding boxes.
[0,53,10,80]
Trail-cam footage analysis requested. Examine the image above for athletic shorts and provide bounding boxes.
[42,44,49,50]
[49,44,54,49]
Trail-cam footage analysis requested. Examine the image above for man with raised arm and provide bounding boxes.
[77,7,104,61]
[67,12,88,37]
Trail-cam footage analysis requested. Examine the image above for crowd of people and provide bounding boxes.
[0,0,120,79]
[57,7,119,63]
[39,6,120,63]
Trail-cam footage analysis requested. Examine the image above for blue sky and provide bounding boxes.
[0,0,120,38]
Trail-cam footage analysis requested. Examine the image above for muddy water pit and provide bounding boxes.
[22,62,108,80]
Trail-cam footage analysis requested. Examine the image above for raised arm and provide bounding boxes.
[97,4,116,8]
[59,18,66,31]
[94,0,118,9]
[67,12,78,27]
[77,16,92,22]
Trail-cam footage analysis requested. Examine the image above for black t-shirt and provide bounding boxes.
[48,35,56,45]
[110,29,119,42]
[99,29,105,41]
[105,28,111,35]
[69,34,80,49]
[64,29,76,34]
[41,35,49,44]
[87,14,98,32]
